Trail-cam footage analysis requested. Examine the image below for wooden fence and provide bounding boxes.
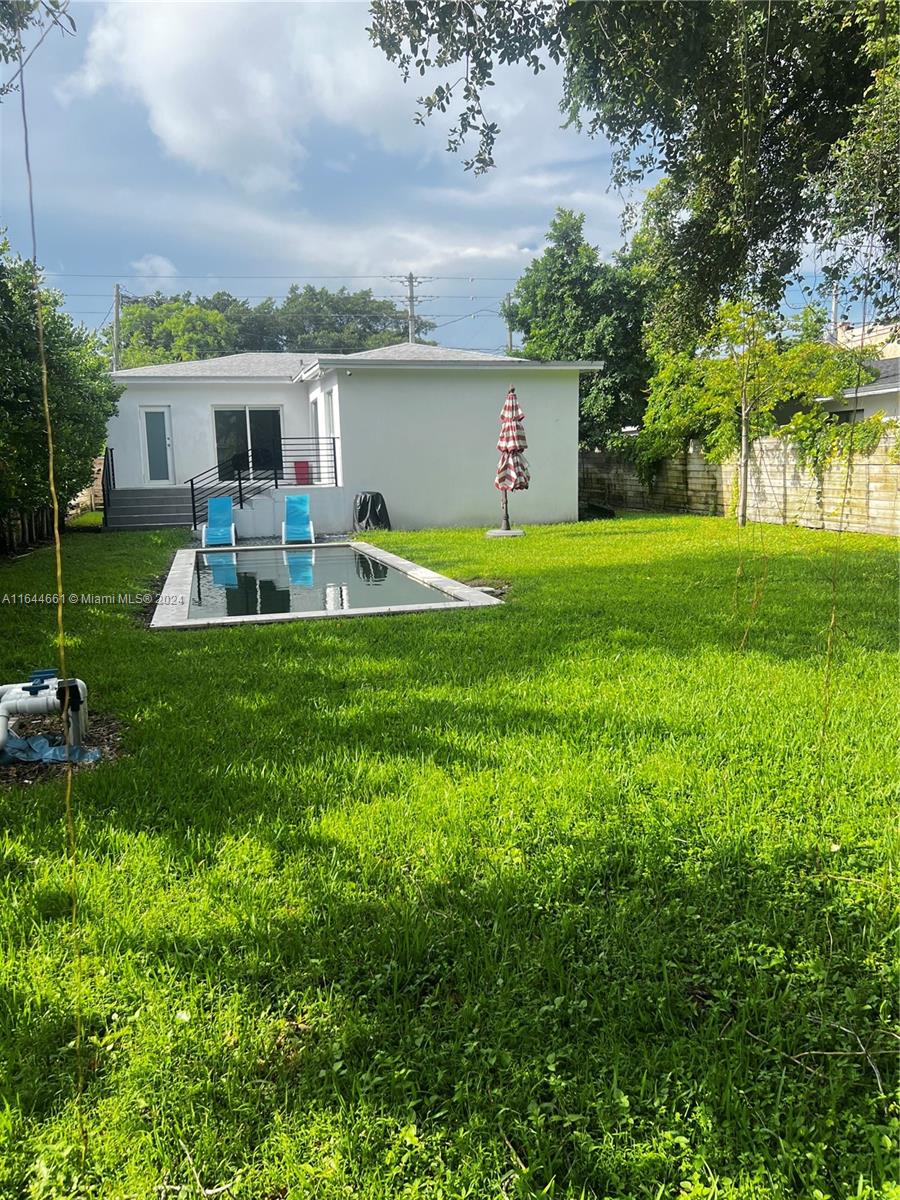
[0,506,58,555]
[580,434,899,536]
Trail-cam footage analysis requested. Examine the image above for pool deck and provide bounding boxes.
[151,540,503,630]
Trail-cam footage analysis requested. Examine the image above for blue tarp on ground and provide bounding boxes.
[0,735,100,765]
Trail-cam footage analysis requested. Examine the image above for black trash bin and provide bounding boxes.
[353,491,391,532]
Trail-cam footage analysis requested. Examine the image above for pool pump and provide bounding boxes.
[0,670,89,755]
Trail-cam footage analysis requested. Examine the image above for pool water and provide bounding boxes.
[189,545,461,619]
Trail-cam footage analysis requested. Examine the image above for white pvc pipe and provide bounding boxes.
[0,678,88,752]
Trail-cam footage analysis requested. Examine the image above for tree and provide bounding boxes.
[278,284,432,352]
[369,0,899,318]
[109,296,231,367]
[109,287,435,367]
[1,1,75,98]
[814,51,900,315]
[204,293,284,353]
[0,239,120,523]
[622,177,735,357]
[502,209,649,446]
[634,301,868,524]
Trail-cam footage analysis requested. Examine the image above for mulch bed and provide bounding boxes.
[0,710,124,789]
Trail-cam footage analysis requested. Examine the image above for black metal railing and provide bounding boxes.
[100,447,116,526]
[186,437,339,528]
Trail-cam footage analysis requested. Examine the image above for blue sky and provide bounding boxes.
[1,0,633,353]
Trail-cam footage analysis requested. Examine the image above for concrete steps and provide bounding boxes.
[104,487,195,530]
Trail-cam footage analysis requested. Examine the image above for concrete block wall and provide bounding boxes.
[580,434,899,536]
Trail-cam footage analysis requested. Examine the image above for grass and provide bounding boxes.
[66,512,103,530]
[0,515,896,1199]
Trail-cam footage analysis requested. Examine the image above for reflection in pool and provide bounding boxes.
[190,545,462,619]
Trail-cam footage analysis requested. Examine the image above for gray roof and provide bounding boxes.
[305,341,604,373]
[111,352,319,381]
[853,356,900,395]
[111,342,605,382]
[344,342,527,365]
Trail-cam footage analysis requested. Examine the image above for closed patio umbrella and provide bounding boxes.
[494,386,530,532]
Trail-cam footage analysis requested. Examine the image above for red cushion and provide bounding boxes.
[293,461,311,485]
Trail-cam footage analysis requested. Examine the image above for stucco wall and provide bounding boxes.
[821,387,899,421]
[107,365,579,532]
[336,367,579,529]
[107,378,313,488]
[235,486,350,538]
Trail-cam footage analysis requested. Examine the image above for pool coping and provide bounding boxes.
[150,540,503,630]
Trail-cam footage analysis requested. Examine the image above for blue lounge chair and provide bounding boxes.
[283,549,315,588]
[206,552,238,588]
[282,494,314,544]
[201,496,236,547]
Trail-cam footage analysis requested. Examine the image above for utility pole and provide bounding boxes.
[390,271,432,343]
[406,271,416,343]
[112,282,121,371]
[505,292,513,353]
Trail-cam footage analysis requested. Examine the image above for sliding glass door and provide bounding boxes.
[214,410,248,482]
[248,409,283,479]
[215,408,282,482]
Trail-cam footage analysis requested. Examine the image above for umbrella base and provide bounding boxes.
[486,529,525,538]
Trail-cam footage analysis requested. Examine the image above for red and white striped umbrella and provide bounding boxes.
[494,387,529,530]
[495,387,530,492]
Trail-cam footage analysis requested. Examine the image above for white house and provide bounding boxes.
[818,357,900,422]
[104,342,602,535]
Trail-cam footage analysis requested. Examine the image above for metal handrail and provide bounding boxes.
[186,437,339,528]
[100,447,115,527]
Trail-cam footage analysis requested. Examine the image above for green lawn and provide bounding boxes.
[0,516,896,1199]
[66,511,103,530]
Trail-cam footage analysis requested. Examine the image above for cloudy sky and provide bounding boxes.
[0,0,634,353]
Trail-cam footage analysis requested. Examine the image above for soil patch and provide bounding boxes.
[465,578,512,600]
[0,710,125,789]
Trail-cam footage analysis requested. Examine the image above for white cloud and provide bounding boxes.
[51,175,539,280]
[58,1,606,194]
[131,252,177,278]
[56,1,449,192]
[58,3,308,192]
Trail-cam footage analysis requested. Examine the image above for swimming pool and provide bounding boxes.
[151,541,502,629]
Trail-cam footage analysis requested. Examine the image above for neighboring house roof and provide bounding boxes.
[852,356,900,397]
[111,352,319,381]
[820,357,900,403]
[111,342,605,383]
[833,321,900,352]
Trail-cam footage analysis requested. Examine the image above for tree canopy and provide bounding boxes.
[0,239,120,515]
[634,300,869,486]
[0,0,75,98]
[503,209,649,447]
[370,0,899,318]
[110,286,435,368]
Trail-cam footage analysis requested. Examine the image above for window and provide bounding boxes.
[833,408,864,424]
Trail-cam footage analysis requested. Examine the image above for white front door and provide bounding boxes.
[140,406,174,484]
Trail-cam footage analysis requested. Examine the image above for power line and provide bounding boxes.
[41,272,522,282]
[57,291,510,301]
[90,301,114,333]
[433,308,501,329]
